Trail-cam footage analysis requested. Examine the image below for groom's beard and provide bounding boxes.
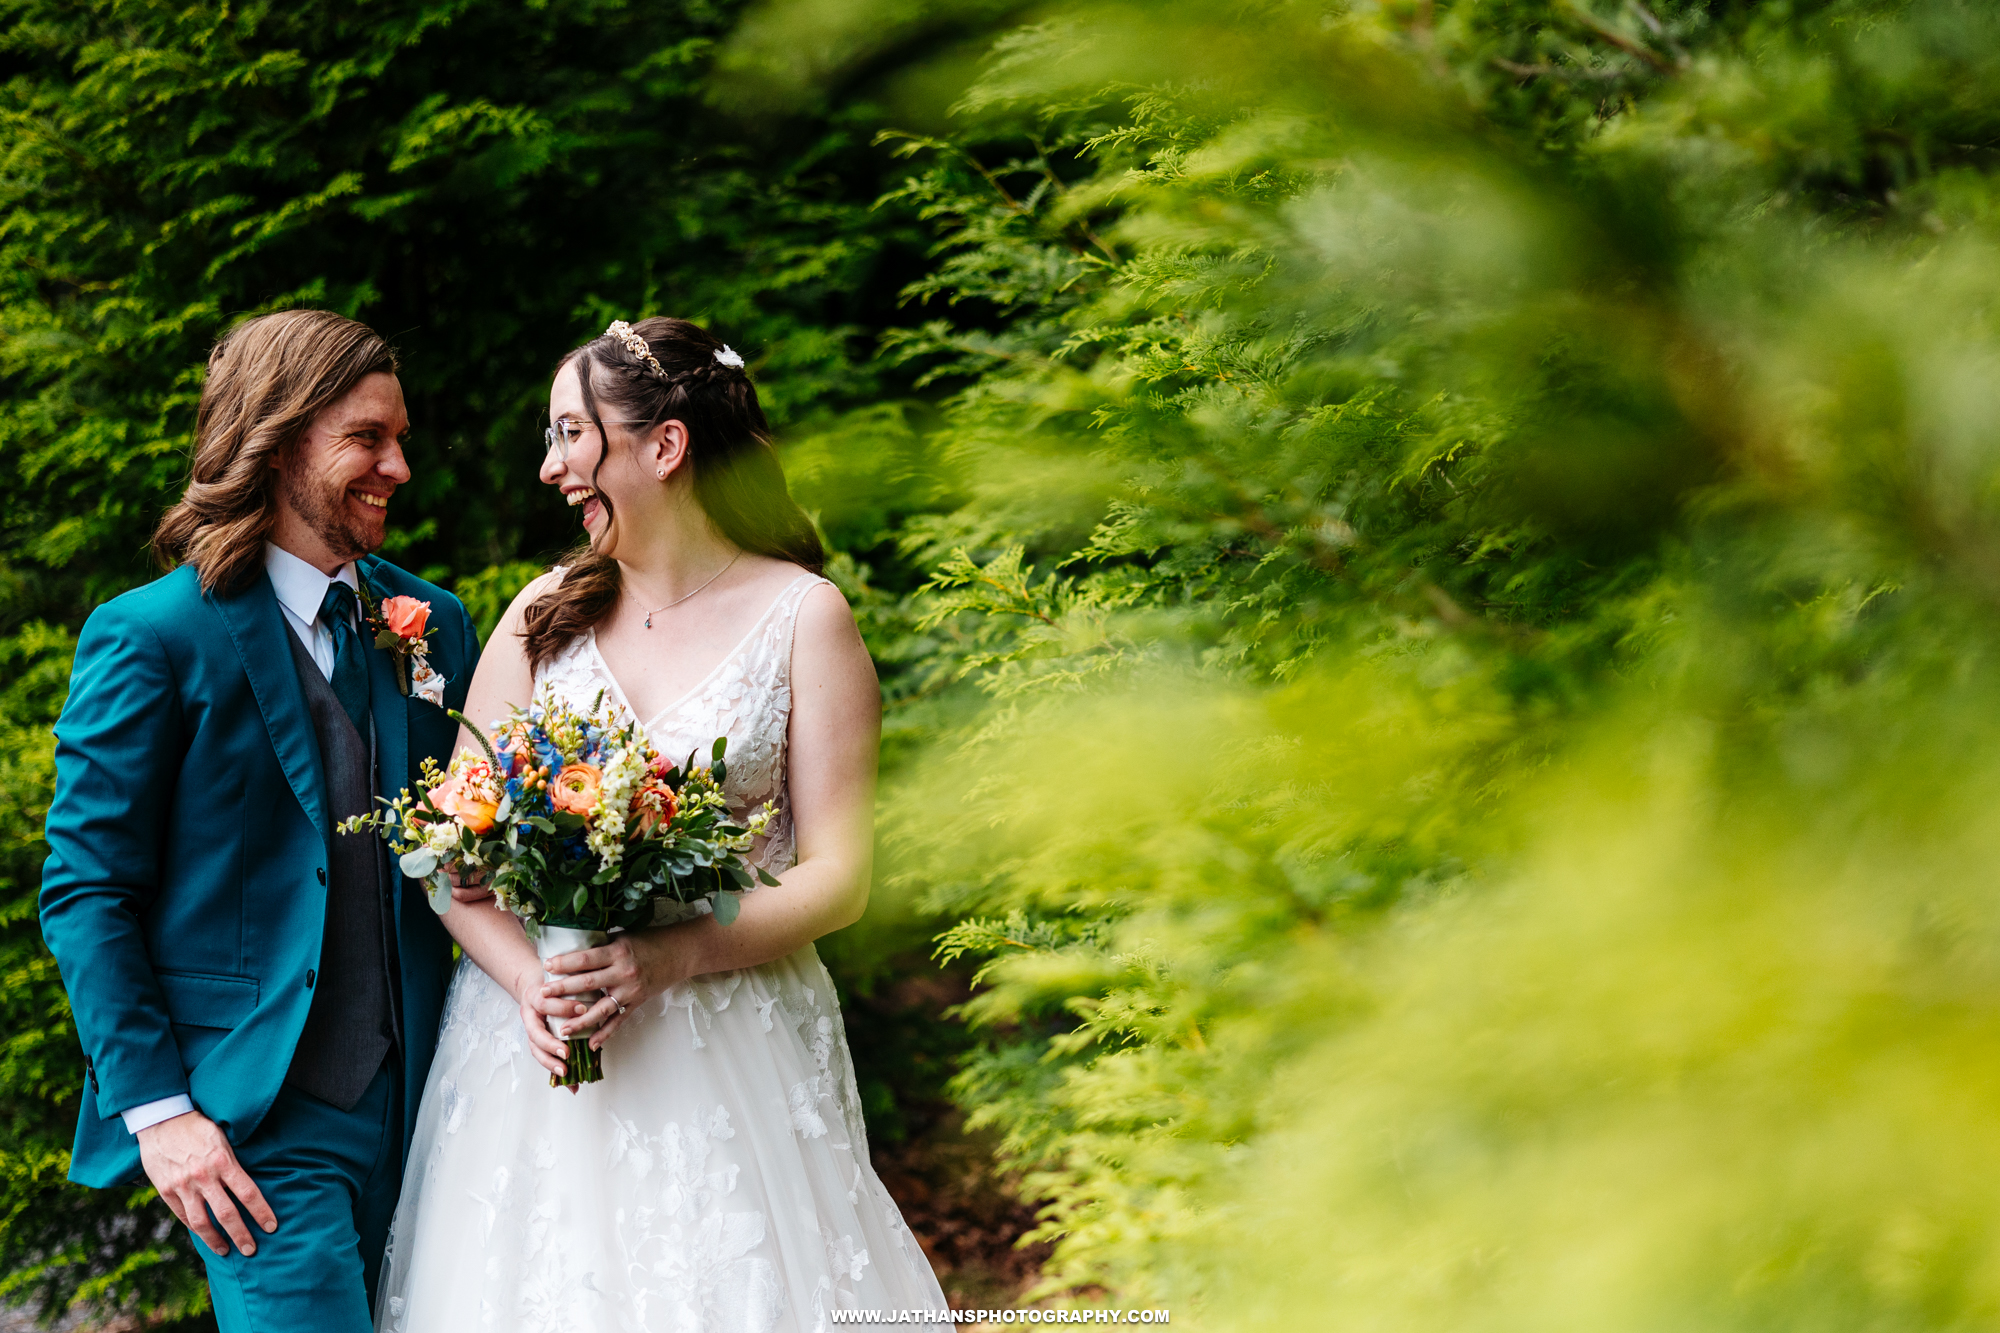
[280,466,382,563]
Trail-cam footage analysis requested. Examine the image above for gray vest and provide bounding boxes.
[285,630,400,1109]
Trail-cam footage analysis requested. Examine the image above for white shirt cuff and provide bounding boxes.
[120,1094,195,1134]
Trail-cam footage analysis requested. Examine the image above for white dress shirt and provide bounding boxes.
[263,542,361,679]
[119,545,360,1136]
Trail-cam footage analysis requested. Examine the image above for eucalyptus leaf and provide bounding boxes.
[426,870,452,915]
[711,890,740,926]
[400,849,439,879]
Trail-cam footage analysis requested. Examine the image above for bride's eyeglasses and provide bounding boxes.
[543,417,652,460]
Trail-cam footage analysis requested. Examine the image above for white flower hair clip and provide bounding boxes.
[604,320,666,379]
[714,345,745,369]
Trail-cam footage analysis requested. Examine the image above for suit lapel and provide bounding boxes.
[212,572,328,842]
[358,558,411,805]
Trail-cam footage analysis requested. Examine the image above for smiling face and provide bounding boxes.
[272,371,411,571]
[540,358,674,551]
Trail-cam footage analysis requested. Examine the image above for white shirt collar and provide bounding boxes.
[263,543,359,626]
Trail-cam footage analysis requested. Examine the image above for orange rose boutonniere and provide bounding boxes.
[359,583,446,705]
[380,595,429,639]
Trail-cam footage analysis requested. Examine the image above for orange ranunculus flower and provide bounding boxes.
[630,780,678,836]
[380,594,431,640]
[431,771,499,834]
[550,763,604,816]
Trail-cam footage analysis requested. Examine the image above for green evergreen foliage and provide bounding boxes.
[732,0,2000,1321]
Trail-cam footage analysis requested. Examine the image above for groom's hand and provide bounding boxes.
[448,865,494,905]
[136,1111,278,1257]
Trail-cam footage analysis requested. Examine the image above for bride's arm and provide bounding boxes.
[433,572,575,1079]
[542,580,879,1047]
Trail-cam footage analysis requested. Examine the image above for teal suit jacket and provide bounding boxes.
[39,556,477,1187]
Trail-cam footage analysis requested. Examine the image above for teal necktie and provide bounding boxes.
[319,582,371,739]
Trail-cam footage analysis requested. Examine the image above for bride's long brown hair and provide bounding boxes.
[521,317,824,672]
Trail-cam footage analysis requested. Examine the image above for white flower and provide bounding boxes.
[713,345,744,369]
[586,741,649,873]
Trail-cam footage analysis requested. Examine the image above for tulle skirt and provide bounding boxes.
[375,947,949,1333]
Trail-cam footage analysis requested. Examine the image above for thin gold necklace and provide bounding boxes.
[630,551,741,629]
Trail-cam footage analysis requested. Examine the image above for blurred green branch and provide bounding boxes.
[737,0,2000,1317]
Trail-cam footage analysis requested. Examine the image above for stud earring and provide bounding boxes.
[657,468,666,479]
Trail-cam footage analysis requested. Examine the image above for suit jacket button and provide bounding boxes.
[306,969,316,990]
[316,867,326,885]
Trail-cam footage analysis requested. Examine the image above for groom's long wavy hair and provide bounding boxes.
[153,310,399,595]
[521,317,824,671]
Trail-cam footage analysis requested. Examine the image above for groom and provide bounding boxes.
[39,310,477,1331]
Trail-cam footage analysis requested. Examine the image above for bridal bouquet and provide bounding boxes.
[339,688,776,1086]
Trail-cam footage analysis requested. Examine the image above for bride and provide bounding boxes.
[375,318,950,1332]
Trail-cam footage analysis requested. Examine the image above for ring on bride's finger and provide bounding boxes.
[615,998,628,1015]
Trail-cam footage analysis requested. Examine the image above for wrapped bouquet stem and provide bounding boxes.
[537,925,608,1086]
[341,686,777,1088]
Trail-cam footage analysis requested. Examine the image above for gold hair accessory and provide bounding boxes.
[605,320,666,379]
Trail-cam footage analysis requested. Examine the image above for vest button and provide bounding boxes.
[316,867,326,885]
[306,969,316,990]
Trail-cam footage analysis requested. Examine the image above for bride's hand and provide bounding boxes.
[512,961,582,1080]
[540,929,689,1050]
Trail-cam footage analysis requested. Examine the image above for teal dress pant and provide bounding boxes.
[196,1063,401,1333]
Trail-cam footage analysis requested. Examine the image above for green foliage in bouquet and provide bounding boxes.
[342,693,777,1089]
[343,697,778,933]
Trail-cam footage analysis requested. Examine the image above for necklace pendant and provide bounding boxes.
[645,613,653,629]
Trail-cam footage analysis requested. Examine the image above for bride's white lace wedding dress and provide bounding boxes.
[376,572,950,1333]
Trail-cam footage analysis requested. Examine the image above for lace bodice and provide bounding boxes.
[534,571,826,898]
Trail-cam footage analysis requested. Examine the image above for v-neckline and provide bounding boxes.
[582,572,815,733]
